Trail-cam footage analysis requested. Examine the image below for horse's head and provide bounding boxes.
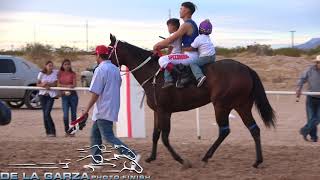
[108,34,130,68]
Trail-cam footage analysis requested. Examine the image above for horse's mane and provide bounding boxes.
[121,41,152,57]
[120,41,159,68]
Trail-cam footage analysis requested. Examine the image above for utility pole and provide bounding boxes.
[290,30,296,48]
[86,20,88,52]
[168,9,171,19]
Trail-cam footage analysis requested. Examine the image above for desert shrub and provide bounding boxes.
[247,44,273,56]
[23,43,54,59]
[215,47,236,57]
[0,49,24,56]
[55,45,80,61]
[306,45,320,56]
[273,48,303,57]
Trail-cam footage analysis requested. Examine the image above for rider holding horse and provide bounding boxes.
[154,2,199,88]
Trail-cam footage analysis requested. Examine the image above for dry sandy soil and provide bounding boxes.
[1,55,320,180]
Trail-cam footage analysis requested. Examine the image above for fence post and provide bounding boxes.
[196,108,201,140]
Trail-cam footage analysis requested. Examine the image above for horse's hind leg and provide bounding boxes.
[146,111,161,163]
[202,106,231,164]
[235,105,263,168]
[160,111,191,168]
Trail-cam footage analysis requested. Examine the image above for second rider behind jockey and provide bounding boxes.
[185,19,216,87]
[154,2,199,89]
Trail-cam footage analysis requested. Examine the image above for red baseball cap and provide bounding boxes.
[92,45,110,55]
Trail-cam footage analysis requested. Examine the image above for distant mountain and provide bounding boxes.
[295,38,320,50]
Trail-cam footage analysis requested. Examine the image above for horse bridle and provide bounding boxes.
[108,40,154,77]
[108,39,161,107]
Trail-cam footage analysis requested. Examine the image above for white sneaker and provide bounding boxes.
[130,154,142,170]
[197,76,207,87]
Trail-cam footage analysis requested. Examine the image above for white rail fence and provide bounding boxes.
[2,86,319,95]
[1,86,319,139]
[0,86,89,91]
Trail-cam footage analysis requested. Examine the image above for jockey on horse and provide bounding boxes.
[154,2,199,89]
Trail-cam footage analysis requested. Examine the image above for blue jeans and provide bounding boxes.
[39,95,56,135]
[90,120,136,162]
[301,96,320,140]
[62,92,78,133]
[190,55,216,80]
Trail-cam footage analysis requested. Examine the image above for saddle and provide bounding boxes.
[171,64,197,88]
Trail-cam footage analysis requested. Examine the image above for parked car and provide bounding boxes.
[80,63,97,87]
[0,55,41,109]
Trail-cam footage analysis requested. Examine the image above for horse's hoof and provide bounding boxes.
[201,161,208,168]
[181,159,192,170]
[252,160,263,168]
[145,157,156,163]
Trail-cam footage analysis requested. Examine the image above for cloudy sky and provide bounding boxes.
[0,0,319,50]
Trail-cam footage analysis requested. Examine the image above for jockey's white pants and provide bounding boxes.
[158,52,199,68]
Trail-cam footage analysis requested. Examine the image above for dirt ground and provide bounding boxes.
[1,91,320,180]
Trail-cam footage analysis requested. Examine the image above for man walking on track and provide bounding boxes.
[297,55,320,142]
[83,45,140,163]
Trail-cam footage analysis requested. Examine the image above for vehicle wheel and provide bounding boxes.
[24,90,41,109]
[6,100,24,109]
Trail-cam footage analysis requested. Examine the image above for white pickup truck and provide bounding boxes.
[0,55,41,109]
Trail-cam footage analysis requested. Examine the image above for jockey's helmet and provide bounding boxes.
[199,19,212,35]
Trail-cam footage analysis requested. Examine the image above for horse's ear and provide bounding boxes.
[110,34,116,43]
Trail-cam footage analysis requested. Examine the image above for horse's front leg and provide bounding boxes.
[145,111,161,163]
[160,111,192,169]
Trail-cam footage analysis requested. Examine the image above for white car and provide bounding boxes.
[0,55,41,109]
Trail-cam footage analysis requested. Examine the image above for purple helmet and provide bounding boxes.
[199,19,212,35]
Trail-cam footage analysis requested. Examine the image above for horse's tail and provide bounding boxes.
[249,68,276,128]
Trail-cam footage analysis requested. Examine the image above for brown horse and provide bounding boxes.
[108,34,276,168]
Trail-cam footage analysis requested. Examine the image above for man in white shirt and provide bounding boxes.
[83,45,138,162]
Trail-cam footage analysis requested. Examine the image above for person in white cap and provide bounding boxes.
[296,55,320,142]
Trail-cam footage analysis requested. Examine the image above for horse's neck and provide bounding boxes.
[126,54,159,86]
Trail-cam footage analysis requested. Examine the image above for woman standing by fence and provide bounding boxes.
[37,61,58,137]
[58,59,78,137]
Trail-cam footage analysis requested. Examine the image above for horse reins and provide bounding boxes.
[109,40,155,77]
[109,39,161,107]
